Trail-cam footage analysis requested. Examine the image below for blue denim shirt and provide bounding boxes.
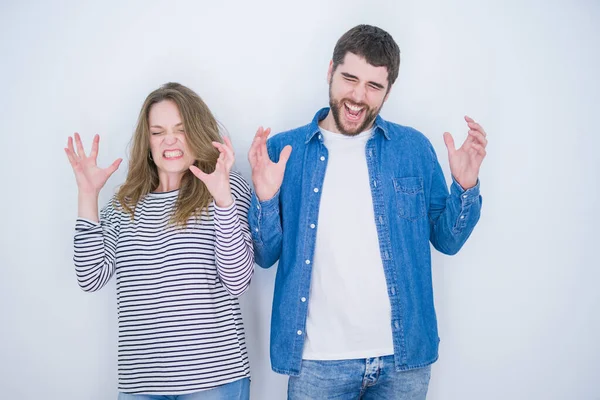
[249,108,482,376]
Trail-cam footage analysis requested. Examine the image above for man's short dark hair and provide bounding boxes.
[332,24,401,88]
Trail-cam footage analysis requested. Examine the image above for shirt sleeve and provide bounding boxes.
[428,143,482,255]
[73,198,121,292]
[213,171,255,297]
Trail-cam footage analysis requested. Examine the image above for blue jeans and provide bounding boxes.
[117,377,250,400]
[288,356,430,400]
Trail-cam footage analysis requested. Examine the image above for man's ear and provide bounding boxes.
[327,60,334,83]
[384,84,393,102]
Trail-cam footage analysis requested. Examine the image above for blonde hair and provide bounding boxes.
[116,82,221,225]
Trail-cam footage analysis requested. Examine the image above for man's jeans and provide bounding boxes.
[288,356,430,400]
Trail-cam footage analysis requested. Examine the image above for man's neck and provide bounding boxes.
[318,111,339,133]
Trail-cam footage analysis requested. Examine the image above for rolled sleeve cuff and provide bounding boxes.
[251,190,280,215]
[451,177,480,206]
[250,190,280,244]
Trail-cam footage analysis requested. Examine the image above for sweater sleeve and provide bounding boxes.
[73,198,121,292]
[213,171,255,297]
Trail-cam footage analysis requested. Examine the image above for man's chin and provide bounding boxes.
[342,129,361,136]
[338,120,365,136]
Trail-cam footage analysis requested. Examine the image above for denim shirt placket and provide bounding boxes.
[292,131,329,368]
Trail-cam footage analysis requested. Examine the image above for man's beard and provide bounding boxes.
[329,86,383,137]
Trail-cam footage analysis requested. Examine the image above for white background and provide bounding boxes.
[1,1,598,399]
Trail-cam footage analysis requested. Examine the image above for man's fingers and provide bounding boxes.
[470,143,487,158]
[467,120,487,137]
[468,130,488,147]
[278,145,292,166]
[248,137,259,167]
[251,126,273,166]
[443,132,456,154]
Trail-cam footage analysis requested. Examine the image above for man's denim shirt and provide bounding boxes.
[249,108,482,376]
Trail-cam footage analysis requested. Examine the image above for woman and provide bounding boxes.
[65,83,253,399]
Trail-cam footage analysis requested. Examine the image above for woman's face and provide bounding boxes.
[148,100,195,185]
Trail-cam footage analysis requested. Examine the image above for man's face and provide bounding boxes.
[328,52,390,136]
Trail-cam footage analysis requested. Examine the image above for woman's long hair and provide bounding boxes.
[116,82,221,225]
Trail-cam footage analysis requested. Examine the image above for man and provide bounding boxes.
[248,24,487,399]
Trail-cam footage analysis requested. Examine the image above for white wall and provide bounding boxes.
[1,1,598,399]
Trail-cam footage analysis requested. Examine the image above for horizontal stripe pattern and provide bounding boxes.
[74,171,254,394]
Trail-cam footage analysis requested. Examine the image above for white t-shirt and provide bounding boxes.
[302,126,394,360]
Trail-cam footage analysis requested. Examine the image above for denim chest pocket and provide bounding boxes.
[392,177,426,221]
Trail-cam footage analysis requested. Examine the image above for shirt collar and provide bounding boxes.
[305,107,390,144]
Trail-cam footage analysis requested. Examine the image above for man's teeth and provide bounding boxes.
[345,102,363,112]
[164,150,183,158]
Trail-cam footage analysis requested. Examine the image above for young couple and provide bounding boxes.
[66,24,487,400]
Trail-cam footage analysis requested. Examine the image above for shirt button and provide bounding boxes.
[394,321,400,330]
[320,156,325,161]
[297,330,303,335]
[460,215,465,219]
[463,195,468,199]
[310,224,315,229]
[256,204,261,209]
[313,188,319,193]
[305,259,311,265]
[373,180,377,187]
[301,297,306,302]
[318,135,322,140]
[390,287,396,295]
[255,228,259,232]
[378,216,383,224]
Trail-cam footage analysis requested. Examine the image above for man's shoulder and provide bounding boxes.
[267,107,328,148]
[267,122,313,148]
[383,118,433,147]
[381,119,433,152]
